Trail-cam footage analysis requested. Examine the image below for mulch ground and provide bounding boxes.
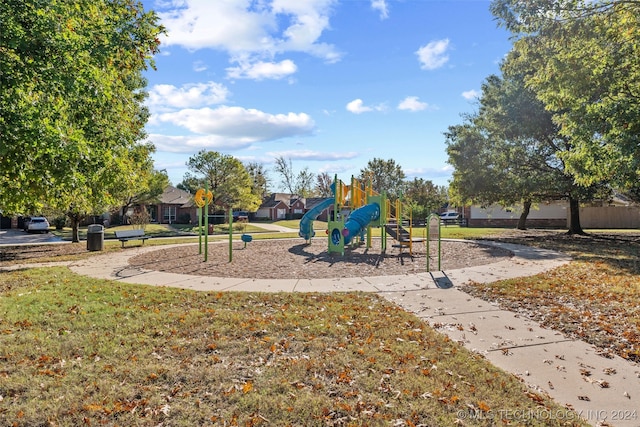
[127,238,512,279]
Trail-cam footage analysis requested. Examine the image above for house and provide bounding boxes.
[150,185,197,224]
[255,193,291,221]
[255,193,334,221]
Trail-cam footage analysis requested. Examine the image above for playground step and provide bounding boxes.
[384,224,412,244]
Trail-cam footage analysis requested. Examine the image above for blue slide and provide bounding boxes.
[299,198,334,240]
[342,203,380,245]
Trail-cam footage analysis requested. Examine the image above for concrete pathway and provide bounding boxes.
[250,222,297,233]
[5,239,639,426]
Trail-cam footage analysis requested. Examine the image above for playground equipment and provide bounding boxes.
[195,188,243,263]
[194,186,214,262]
[297,175,420,256]
[299,198,334,240]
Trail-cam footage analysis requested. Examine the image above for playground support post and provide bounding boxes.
[229,207,233,263]
[204,183,209,262]
[198,208,202,255]
[194,185,213,261]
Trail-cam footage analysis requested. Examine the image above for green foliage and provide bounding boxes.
[185,150,263,212]
[445,70,609,233]
[403,178,447,219]
[358,158,406,200]
[0,0,165,240]
[245,161,270,199]
[492,0,640,190]
[52,216,67,230]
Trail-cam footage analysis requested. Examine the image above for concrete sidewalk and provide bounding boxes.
[58,241,634,426]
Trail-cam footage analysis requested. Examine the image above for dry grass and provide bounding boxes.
[465,229,640,362]
[0,267,585,426]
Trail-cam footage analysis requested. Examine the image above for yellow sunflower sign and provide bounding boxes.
[194,188,213,207]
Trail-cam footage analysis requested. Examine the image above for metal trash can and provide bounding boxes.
[87,224,104,251]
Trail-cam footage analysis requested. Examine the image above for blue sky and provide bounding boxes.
[141,0,513,190]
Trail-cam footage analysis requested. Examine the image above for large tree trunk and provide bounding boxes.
[69,217,81,243]
[66,210,84,243]
[517,199,531,230]
[567,196,585,235]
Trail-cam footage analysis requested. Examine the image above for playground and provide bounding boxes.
[128,175,512,279]
[127,238,512,279]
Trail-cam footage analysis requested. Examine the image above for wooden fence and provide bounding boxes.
[578,206,640,229]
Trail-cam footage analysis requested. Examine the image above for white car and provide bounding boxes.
[440,211,460,223]
[26,216,50,233]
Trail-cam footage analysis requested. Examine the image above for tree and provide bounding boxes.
[0,0,164,242]
[245,162,270,200]
[295,169,316,198]
[177,175,200,195]
[273,156,315,197]
[404,178,447,220]
[185,150,262,213]
[358,158,406,199]
[446,71,606,233]
[315,172,334,197]
[491,0,640,192]
[117,168,169,223]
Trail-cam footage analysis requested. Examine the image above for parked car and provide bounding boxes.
[25,216,50,233]
[440,211,460,223]
[232,211,249,222]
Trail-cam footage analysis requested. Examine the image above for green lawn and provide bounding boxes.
[6,223,631,424]
[0,267,583,426]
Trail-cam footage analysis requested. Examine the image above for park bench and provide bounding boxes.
[114,229,150,248]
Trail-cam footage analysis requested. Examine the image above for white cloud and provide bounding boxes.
[157,1,272,52]
[371,0,389,19]
[416,39,450,70]
[226,59,297,80]
[156,0,342,74]
[147,82,230,110]
[266,149,359,161]
[346,99,386,114]
[156,106,315,140]
[405,164,454,179]
[346,99,370,114]
[271,0,340,60]
[397,96,428,112]
[318,163,353,174]
[148,134,251,153]
[192,60,207,72]
[462,89,480,100]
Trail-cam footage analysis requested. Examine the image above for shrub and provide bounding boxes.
[177,213,192,224]
[52,216,67,230]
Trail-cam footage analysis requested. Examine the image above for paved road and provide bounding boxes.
[0,228,63,246]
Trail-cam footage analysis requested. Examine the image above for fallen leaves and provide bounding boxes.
[461,231,640,364]
[1,276,583,426]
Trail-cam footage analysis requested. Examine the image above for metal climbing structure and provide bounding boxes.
[325,175,419,255]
